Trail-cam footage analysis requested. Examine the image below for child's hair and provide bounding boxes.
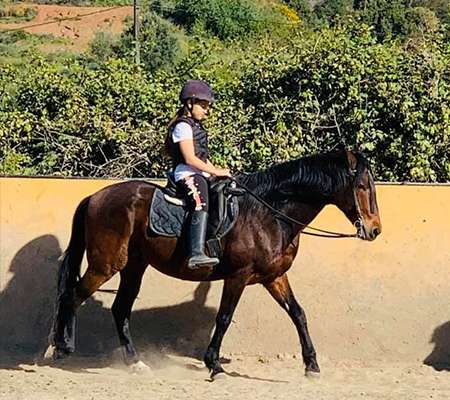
[164,105,189,158]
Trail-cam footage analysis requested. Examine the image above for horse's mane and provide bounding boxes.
[236,149,354,206]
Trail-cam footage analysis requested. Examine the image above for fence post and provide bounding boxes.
[134,0,140,65]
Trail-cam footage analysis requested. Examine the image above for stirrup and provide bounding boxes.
[188,255,219,269]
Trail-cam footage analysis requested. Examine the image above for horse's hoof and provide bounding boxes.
[305,369,321,379]
[211,371,227,381]
[43,345,55,360]
[130,360,154,376]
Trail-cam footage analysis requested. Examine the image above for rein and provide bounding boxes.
[231,178,358,239]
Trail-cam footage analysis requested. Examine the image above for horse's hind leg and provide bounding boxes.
[50,266,121,359]
[264,273,320,377]
[51,238,129,359]
[204,276,246,379]
[111,259,148,371]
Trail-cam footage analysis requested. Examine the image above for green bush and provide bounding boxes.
[314,0,353,24]
[353,0,448,41]
[0,59,175,177]
[291,0,449,41]
[88,9,185,73]
[119,11,185,72]
[221,22,450,181]
[1,20,449,182]
[89,31,120,62]
[165,0,278,40]
[403,7,441,37]
[0,5,36,23]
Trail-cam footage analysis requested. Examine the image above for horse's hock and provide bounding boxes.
[1,177,449,367]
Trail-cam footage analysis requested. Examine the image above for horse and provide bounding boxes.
[46,148,381,379]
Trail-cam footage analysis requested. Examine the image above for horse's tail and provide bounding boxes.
[48,196,89,348]
[57,196,90,296]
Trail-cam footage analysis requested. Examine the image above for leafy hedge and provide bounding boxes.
[1,21,449,181]
[289,0,450,42]
[220,23,450,182]
[157,0,281,40]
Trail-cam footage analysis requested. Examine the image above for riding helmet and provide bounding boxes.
[179,80,215,104]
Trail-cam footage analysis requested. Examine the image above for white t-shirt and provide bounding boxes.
[172,122,211,182]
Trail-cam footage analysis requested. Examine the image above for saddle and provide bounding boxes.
[148,175,245,258]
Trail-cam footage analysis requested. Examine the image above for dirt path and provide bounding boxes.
[0,354,449,400]
[0,4,132,52]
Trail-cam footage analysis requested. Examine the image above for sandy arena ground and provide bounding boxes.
[1,353,449,400]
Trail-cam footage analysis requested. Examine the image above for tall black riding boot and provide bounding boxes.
[188,211,219,269]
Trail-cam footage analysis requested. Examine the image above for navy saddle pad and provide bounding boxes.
[148,181,240,249]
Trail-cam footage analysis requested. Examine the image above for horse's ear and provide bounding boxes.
[346,149,358,170]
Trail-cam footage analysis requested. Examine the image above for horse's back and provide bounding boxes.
[86,180,157,238]
[88,180,156,208]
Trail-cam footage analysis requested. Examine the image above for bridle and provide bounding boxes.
[231,164,366,239]
[350,167,365,239]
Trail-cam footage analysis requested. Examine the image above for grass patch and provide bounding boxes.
[0,30,71,64]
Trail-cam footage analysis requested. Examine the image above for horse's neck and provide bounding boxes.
[277,200,327,238]
[282,200,325,224]
[237,198,326,252]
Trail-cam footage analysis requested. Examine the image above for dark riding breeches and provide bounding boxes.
[177,174,209,213]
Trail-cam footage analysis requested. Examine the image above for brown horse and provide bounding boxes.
[47,149,381,378]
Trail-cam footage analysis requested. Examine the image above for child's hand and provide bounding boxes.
[214,168,231,177]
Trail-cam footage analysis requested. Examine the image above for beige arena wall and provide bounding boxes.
[0,177,449,368]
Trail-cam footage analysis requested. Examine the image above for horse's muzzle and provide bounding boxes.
[355,220,381,241]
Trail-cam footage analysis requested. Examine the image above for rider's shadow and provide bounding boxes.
[0,235,61,367]
[424,321,450,371]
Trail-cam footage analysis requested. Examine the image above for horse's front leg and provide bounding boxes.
[264,273,320,377]
[111,260,150,373]
[204,276,246,379]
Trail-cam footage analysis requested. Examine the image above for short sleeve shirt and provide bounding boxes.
[171,122,210,182]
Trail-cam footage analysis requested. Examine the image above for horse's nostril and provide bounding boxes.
[372,227,380,237]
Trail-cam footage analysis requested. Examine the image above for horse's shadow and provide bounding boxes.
[76,281,217,367]
[0,235,217,371]
[424,321,450,372]
[0,234,60,366]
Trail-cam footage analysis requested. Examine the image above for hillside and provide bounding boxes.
[0,3,132,52]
